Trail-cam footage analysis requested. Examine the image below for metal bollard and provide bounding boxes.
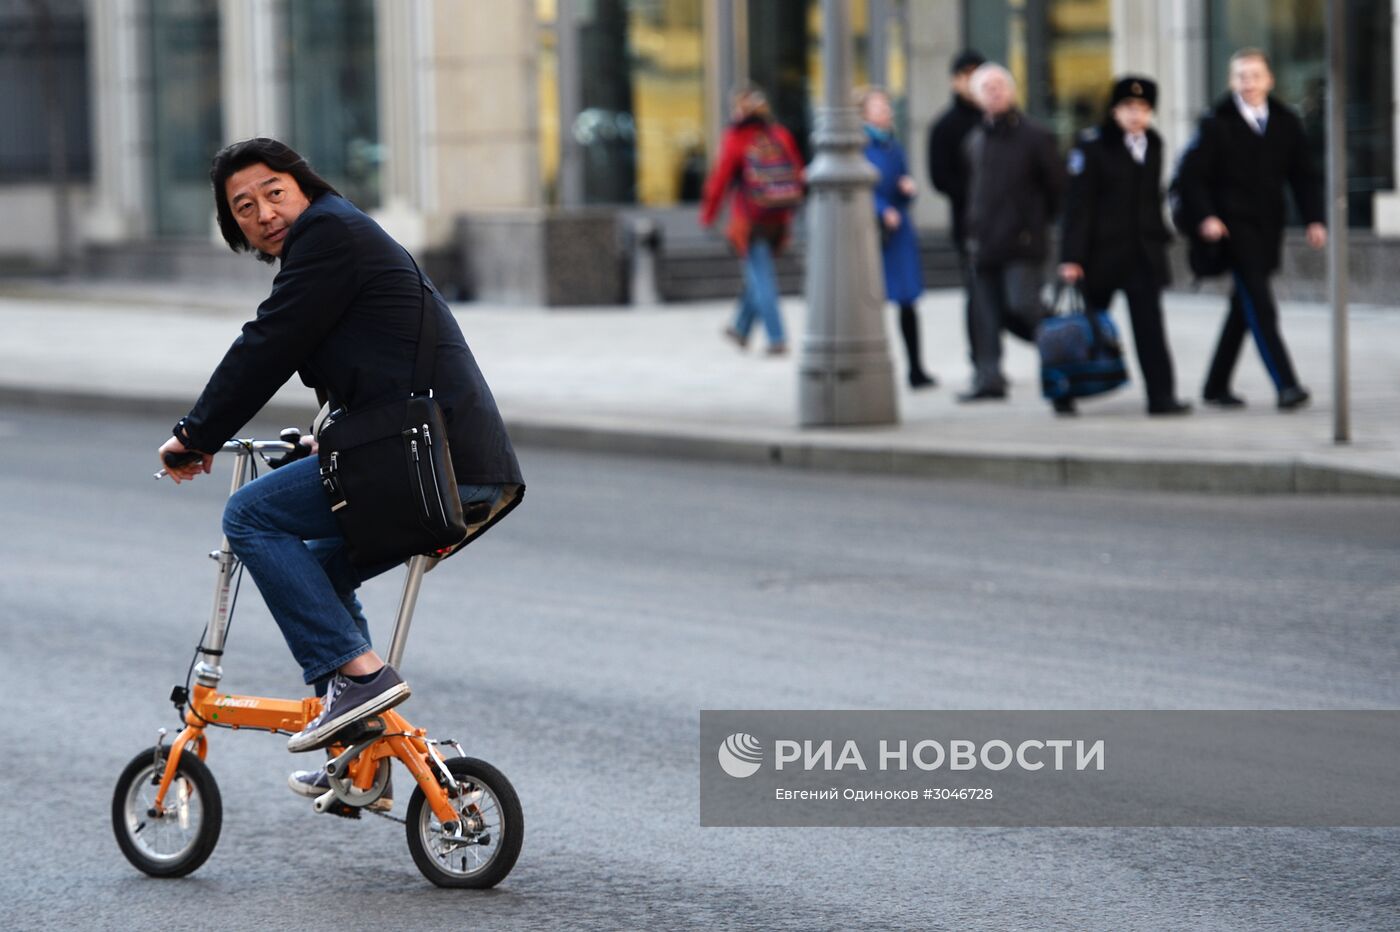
[629,216,662,307]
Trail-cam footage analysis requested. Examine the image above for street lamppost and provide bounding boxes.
[798,0,898,427]
[1325,0,1349,444]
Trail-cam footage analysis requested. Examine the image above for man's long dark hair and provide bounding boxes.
[210,138,340,263]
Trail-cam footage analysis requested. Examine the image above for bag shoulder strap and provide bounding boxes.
[404,251,437,397]
[1050,280,1086,317]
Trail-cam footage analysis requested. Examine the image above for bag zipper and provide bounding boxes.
[321,452,346,511]
[421,422,445,529]
[410,439,432,520]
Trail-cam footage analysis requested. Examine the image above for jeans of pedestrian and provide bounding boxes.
[222,453,501,686]
[968,260,1043,392]
[732,237,785,347]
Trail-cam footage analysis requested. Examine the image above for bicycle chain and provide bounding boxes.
[367,807,406,825]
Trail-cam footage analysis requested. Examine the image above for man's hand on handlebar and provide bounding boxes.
[268,433,317,469]
[157,435,214,483]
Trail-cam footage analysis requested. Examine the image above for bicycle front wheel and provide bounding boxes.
[405,756,522,888]
[112,745,222,877]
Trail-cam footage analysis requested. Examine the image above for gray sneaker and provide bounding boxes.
[287,665,410,753]
[288,767,393,813]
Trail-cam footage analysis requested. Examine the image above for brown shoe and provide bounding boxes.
[722,327,748,350]
[766,342,788,356]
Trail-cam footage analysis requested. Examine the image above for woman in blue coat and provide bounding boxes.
[861,87,935,388]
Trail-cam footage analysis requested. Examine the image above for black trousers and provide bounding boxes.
[1203,228,1300,395]
[956,246,976,368]
[1086,254,1177,408]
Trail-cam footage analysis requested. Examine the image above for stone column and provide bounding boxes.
[556,0,582,206]
[83,0,151,242]
[218,0,286,143]
[703,0,735,153]
[427,0,540,225]
[373,0,434,249]
[907,0,961,231]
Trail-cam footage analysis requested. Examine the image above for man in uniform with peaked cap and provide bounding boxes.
[1059,75,1190,416]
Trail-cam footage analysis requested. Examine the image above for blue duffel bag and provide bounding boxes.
[1037,284,1129,401]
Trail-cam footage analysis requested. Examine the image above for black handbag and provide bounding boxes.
[316,261,467,567]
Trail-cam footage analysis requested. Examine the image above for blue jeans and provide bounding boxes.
[222,454,499,685]
[732,238,785,346]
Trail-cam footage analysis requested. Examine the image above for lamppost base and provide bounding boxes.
[798,343,898,427]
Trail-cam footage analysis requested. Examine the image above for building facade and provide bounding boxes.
[1,0,1394,299]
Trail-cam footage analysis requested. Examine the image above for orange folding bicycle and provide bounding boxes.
[111,432,522,888]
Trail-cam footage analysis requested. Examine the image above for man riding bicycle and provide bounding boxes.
[158,138,523,805]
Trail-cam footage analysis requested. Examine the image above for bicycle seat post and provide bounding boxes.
[385,554,435,671]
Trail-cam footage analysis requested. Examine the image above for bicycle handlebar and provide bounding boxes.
[155,434,302,479]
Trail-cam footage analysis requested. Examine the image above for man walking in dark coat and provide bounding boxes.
[959,63,1064,401]
[1174,48,1326,410]
[927,50,985,377]
[928,50,985,251]
[1059,76,1190,417]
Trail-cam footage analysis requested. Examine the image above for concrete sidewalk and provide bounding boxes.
[1,278,1397,494]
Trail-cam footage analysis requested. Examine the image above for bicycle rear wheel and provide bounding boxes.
[112,745,222,877]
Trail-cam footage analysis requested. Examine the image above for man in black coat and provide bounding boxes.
[1059,76,1190,416]
[927,49,985,372]
[158,139,523,777]
[1173,48,1326,410]
[928,49,985,252]
[959,63,1064,401]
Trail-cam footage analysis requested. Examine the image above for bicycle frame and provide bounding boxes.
[150,440,467,828]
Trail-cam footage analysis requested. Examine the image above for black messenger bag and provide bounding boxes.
[317,265,467,567]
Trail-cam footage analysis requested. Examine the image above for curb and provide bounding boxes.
[508,420,1400,496]
[6,385,1397,496]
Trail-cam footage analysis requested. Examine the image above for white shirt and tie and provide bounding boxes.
[1124,132,1147,164]
[1234,94,1269,135]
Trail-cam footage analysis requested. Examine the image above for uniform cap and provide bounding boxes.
[1110,75,1157,108]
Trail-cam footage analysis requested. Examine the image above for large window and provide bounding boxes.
[544,0,908,206]
[748,2,822,165]
[0,0,91,182]
[287,0,380,209]
[964,0,1112,148]
[149,0,223,237]
[575,0,638,203]
[543,0,706,206]
[1208,0,1393,228]
[631,0,706,204]
[749,0,879,165]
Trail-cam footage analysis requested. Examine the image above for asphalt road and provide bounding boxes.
[1,405,1397,931]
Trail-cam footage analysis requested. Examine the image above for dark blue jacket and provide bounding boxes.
[181,193,523,491]
[864,126,924,304]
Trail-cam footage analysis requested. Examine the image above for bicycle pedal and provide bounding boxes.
[331,714,387,745]
[322,801,361,820]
